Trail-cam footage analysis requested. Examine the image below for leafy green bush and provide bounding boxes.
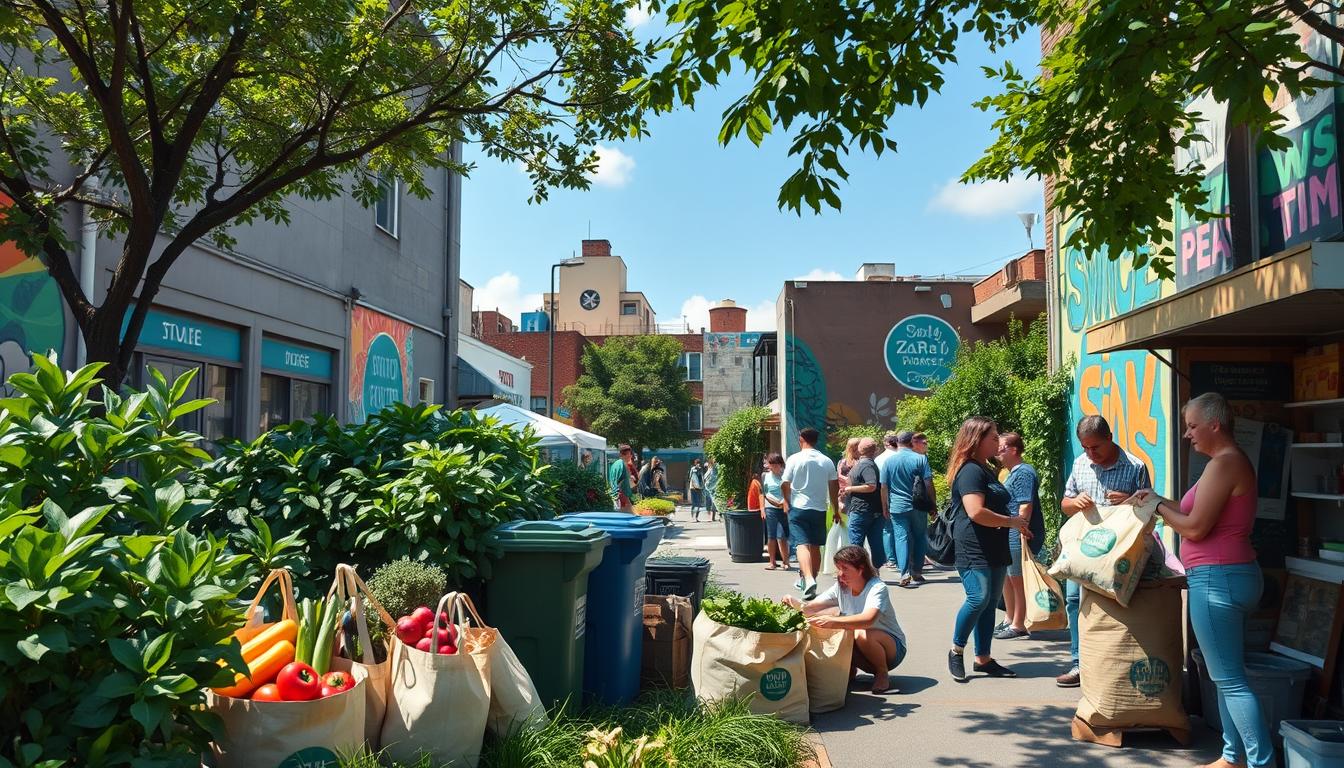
[547,460,615,514]
[702,589,805,633]
[633,498,675,516]
[704,406,770,510]
[0,356,250,766]
[201,403,557,592]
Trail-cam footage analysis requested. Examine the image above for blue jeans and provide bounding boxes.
[1189,564,1272,767]
[889,509,928,577]
[1066,579,1080,665]
[954,566,1007,657]
[847,511,887,567]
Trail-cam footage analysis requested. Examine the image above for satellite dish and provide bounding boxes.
[1017,212,1039,249]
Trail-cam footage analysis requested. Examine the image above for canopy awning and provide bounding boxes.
[476,403,607,453]
[1086,241,1344,353]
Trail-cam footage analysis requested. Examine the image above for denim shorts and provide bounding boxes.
[764,507,789,540]
[788,508,826,546]
[1007,528,1042,577]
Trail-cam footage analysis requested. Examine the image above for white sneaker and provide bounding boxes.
[794,576,805,592]
[803,581,818,600]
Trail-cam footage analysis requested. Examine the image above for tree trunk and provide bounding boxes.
[83,306,129,388]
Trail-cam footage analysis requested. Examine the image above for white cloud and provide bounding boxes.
[472,272,542,326]
[678,295,778,333]
[793,268,845,281]
[590,144,636,188]
[927,174,1042,218]
[625,2,653,28]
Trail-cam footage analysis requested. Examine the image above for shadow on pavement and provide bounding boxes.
[812,698,921,732]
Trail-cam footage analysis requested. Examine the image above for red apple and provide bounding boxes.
[410,606,435,629]
[415,637,434,653]
[396,617,424,646]
[437,643,457,655]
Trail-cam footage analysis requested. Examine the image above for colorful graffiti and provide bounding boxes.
[0,196,65,390]
[783,334,826,448]
[1057,222,1173,496]
[348,306,414,423]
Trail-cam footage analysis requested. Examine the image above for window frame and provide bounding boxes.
[531,395,549,416]
[374,174,400,238]
[621,301,638,316]
[679,351,702,382]
[685,404,703,434]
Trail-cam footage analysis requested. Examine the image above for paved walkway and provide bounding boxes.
[656,513,1222,768]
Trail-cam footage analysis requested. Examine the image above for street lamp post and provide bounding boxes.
[548,257,583,417]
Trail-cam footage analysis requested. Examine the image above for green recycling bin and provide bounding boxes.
[484,519,610,709]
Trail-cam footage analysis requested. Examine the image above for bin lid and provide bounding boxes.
[559,512,667,540]
[647,556,711,571]
[488,519,611,553]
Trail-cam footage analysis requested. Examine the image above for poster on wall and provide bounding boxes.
[1188,417,1293,520]
[348,306,414,423]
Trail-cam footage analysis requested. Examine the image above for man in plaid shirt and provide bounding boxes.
[1055,415,1152,688]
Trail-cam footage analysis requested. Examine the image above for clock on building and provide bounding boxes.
[579,289,601,310]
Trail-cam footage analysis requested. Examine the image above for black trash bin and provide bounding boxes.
[724,510,765,562]
[645,556,712,614]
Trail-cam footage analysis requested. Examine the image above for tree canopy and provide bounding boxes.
[634,0,1341,276]
[1,0,644,384]
[563,335,696,455]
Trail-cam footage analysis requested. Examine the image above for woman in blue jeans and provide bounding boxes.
[944,417,1030,682]
[1134,393,1270,768]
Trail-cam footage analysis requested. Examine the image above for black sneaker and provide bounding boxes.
[973,659,1018,678]
[993,626,1030,640]
[948,650,967,682]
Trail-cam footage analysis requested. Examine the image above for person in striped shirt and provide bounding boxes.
[1055,415,1151,688]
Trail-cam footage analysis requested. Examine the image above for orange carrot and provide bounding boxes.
[213,640,295,699]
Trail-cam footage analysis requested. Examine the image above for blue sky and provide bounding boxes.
[459,18,1045,332]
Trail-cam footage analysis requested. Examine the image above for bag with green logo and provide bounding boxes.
[1076,580,1189,734]
[1022,549,1067,631]
[690,612,810,724]
[1048,497,1158,607]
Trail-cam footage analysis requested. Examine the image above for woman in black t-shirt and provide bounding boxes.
[945,417,1031,683]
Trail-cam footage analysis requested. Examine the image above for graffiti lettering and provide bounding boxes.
[1076,349,1167,494]
[1063,245,1162,333]
[1259,109,1343,254]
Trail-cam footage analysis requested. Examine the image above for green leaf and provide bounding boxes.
[17,625,70,661]
[142,633,174,673]
[109,638,145,674]
[6,583,44,610]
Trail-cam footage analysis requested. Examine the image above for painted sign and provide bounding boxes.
[1174,92,1236,290]
[883,314,961,392]
[1056,219,1174,497]
[0,192,65,390]
[122,307,242,362]
[348,306,414,423]
[262,338,333,379]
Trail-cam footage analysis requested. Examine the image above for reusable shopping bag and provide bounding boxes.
[208,569,368,768]
[1022,549,1068,631]
[1048,497,1158,607]
[691,612,810,724]
[380,593,493,767]
[822,521,844,575]
[327,563,396,747]
[478,595,548,736]
[804,625,853,713]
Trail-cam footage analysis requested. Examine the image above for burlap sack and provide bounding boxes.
[1076,580,1188,731]
[380,593,493,767]
[641,595,693,689]
[207,667,368,768]
[1049,498,1158,607]
[804,625,853,714]
[1023,549,1068,631]
[691,612,810,724]
[327,564,396,748]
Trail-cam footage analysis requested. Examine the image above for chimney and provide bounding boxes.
[856,263,896,281]
[708,299,748,333]
[581,239,611,258]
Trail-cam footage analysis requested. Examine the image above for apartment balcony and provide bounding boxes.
[971,249,1048,325]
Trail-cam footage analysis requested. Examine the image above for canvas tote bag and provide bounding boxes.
[1022,549,1068,631]
[208,569,368,768]
[1048,497,1158,607]
[327,563,397,748]
[380,592,493,767]
[690,612,810,724]
[804,625,853,714]
[460,592,549,737]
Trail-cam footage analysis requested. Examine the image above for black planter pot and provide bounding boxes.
[724,510,765,563]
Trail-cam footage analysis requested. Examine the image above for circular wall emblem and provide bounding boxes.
[363,333,404,415]
[1034,589,1061,612]
[883,314,961,391]
[1080,528,1118,557]
[579,289,601,310]
[1128,657,1171,697]
[759,667,792,701]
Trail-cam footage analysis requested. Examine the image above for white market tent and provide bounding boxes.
[476,403,608,465]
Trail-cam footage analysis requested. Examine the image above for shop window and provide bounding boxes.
[261,373,330,432]
[531,395,548,415]
[374,174,399,237]
[679,352,702,382]
[418,378,435,404]
[292,380,330,421]
[684,404,702,433]
[621,302,637,316]
[203,364,238,449]
[260,374,291,432]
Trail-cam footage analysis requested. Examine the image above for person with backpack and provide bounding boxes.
[880,431,938,588]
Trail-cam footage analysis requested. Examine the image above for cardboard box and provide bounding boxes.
[641,595,692,689]
[1294,343,1342,401]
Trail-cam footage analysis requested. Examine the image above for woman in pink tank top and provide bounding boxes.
[1133,393,1269,768]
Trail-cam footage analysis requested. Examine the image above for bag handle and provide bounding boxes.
[429,592,459,654]
[245,568,298,624]
[439,592,496,654]
[326,563,397,663]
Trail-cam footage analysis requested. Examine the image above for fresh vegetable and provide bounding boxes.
[320,671,356,698]
[276,662,322,701]
[295,598,315,665]
[438,643,457,655]
[252,684,283,702]
[240,620,298,664]
[396,616,424,646]
[424,627,454,648]
[702,590,806,634]
[213,640,296,698]
[341,610,359,659]
[312,597,344,675]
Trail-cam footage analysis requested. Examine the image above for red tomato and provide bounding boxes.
[437,643,457,655]
[251,684,283,702]
[275,662,322,701]
[320,671,355,698]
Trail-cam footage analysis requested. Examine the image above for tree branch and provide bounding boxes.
[1284,0,1344,49]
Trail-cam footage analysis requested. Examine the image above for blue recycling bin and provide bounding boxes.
[559,512,666,705]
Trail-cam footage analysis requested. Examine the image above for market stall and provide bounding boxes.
[476,403,608,470]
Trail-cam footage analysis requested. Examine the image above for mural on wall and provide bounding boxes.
[0,194,65,392]
[348,306,414,423]
[1057,220,1174,496]
[884,314,962,391]
[783,334,827,448]
[1174,92,1235,289]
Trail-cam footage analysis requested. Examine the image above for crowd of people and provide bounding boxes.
[607,394,1271,768]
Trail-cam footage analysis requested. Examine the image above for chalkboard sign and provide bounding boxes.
[1271,558,1344,669]
[1190,361,1293,402]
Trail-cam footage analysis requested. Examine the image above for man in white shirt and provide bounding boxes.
[781,427,840,599]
